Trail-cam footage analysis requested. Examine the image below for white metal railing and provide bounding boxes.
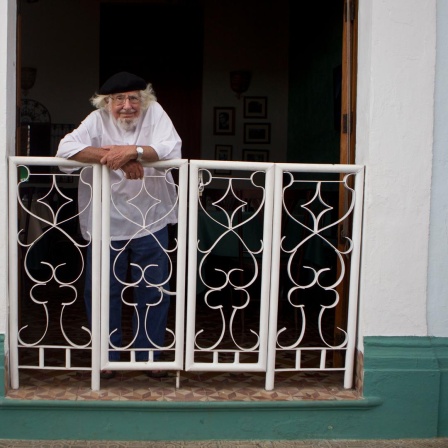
[186,160,275,373]
[266,163,364,390]
[8,157,188,391]
[8,157,364,392]
[186,161,364,390]
[8,157,101,390]
[100,160,188,390]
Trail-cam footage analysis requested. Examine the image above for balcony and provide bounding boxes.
[7,157,364,399]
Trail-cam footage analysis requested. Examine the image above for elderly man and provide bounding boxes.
[57,72,182,379]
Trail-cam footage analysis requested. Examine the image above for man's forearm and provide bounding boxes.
[100,145,159,170]
[136,146,159,163]
[69,146,108,164]
[69,145,159,170]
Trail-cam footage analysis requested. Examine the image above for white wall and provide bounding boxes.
[427,0,448,337]
[0,0,17,335]
[356,0,436,340]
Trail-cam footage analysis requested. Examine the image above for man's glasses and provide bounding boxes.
[109,94,141,106]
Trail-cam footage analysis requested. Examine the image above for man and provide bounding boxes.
[57,72,182,378]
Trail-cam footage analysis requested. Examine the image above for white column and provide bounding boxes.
[0,0,17,335]
[356,0,436,342]
[427,0,448,337]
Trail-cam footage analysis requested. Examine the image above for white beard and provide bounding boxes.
[116,117,138,132]
[108,103,140,132]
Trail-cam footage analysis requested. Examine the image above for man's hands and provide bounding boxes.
[100,145,136,170]
[121,160,144,180]
[100,145,143,180]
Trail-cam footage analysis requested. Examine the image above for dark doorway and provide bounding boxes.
[287,0,344,164]
[100,2,204,160]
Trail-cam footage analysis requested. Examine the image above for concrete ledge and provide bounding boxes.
[363,336,448,438]
[0,336,447,440]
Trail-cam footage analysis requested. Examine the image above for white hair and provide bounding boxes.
[90,83,157,110]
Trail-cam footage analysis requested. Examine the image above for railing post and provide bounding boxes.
[173,160,189,373]
[185,161,200,371]
[98,164,111,383]
[265,164,284,390]
[343,167,365,389]
[90,163,102,391]
[8,158,20,389]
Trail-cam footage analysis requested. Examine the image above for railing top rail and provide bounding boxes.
[275,162,364,174]
[190,159,275,171]
[9,156,187,169]
[9,157,364,174]
[10,156,92,168]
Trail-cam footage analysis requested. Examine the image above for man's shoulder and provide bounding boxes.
[147,101,163,113]
[81,109,109,127]
[92,108,109,121]
[142,101,166,121]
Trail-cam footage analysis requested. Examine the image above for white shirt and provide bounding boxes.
[56,102,182,241]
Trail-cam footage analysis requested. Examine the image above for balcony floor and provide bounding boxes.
[6,367,358,402]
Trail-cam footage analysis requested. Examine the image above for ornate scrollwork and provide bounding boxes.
[195,170,266,353]
[16,166,91,351]
[276,172,357,352]
[107,168,180,355]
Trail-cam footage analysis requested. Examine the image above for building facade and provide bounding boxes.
[0,0,447,441]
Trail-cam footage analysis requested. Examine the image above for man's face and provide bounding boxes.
[108,90,142,130]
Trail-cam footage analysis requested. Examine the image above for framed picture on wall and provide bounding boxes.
[244,96,267,119]
[243,123,271,144]
[213,107,235,135]
[242,149,269,162]
[215,144,232,174]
